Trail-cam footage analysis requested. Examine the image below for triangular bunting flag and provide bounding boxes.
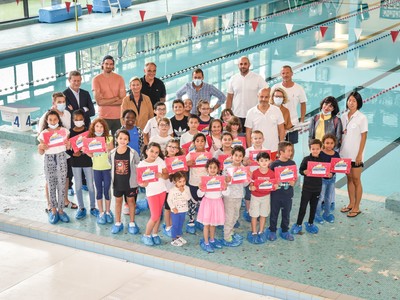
[374,56,378,63]
[320,26,328,38]
[274,48,279,56]
[111,7,118,17]
[285,23,293,35]
[166,13,172,24]
[87,4,93,14]
[139,10,146,22]
[250,20,259,32]
[192,16,198,27]
[390,31,399,43]
[354,28,362,40]
[397,57,400,64]
[65,1,71,13]
[222,17,230,30]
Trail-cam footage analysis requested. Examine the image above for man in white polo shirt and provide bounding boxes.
[272,65,307,144]
[245,87,285,161]
[226,56,268,131]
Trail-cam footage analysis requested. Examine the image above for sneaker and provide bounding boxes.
[135,207,141,215]
[162,224,172,237]
[75,208,87,220]
[323,213,335,223]
[330,202,335,212]
[128,222,140,235]
[257,232,266,244]
[186,223,196,234]
[195,221,204,231]
[177,237,187,245]
[222,237,242,247]
[279,229,294,241]
[242,210,251,222]
[209,239,222,249]
[247,232,259,244]
[90,208,99,217]
[152,235,161,245]
[232,233,243,241]
[48,211,59,224]
[111,223,124,234]
[234,220,240,228]
[122,203,129,215]
[97,213,106,225]
[141,235,154,246]
[200,239,214,253]
[265,229,277,241]
[305,222,319,234]
[58,211,70,223]
[81,185,88,191]
[68,188,74,196]
[105,211,114,224]
[171,239,183,247]
[290,224,302,235]
[314,214,325,224]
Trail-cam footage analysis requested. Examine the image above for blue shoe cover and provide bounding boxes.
[330,202,335,212]
[265,228,277,241]
[195,220,204,231]
[111,223,124,234]
[290,224,302,235]
[200,239,214,253]
[186,223,196,234]
[90,208,99,217]
[242,210,251,222]
[222,237,241,247]
[152,235,161,245]
[257,232,266,244]
[209,239,223,249]
[141,235,154,246]
[305,222,319,234]
[97,213,106,225]
[323,213,335,223]
[279,229,294,241]
[135,207,141,215]
[234,220,240,228]
[68,188,74,196]
[232,233,243,241]
[162,224,172,237]
[105,211,114,224]
[59,212,70,223]
[247,232,259,244]
[81,185,88,191]
[241,199,246,207]
[75,208,87,220]
[136,198,149,211]
[128,222,140,235]
[314,214,324,224]
[48,211,59,224]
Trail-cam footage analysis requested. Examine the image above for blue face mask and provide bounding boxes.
[193,79,202,86]
[57,103,66,112]
[94,131,104,137]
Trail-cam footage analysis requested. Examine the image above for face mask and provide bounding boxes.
[274,97,283,106]
[56,103,66,112]
[94,131,104,137]
[193,79,202,86]
[322,111,332,116]
[48,123,59,129]
[74,120,85,127]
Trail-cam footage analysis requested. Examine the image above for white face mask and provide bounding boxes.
[322,111,332,116]
[74,120,85,127]
[94,131,104,137]
[274,97,284,106]
[56,103,66,112]
[48,123,59,129]
[193,79,202,86]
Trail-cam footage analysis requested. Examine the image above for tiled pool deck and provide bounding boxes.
[1,139,399,300]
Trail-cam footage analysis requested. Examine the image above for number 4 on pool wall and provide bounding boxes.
[13,116,20,127]
[26,115,31,126]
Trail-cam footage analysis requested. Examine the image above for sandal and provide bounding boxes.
[65,201,78,209]
[340,206,353,213]
[347,211,361,218]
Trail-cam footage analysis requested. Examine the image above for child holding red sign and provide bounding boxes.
[248,152,276,244]
[315,134,340,224]
[266,141,296,241]
[291,139,329,235]
[38,110,70,224]
[197,158,227,253]
[185,133,208,234]
[138,142,169,246]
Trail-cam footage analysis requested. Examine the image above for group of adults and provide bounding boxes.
[60,54,367,217]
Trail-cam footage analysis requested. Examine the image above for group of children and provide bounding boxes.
[38,96,340,253]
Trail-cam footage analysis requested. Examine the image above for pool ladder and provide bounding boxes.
[108,0,122,16]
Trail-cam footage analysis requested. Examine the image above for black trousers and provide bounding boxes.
[296,190,320,225]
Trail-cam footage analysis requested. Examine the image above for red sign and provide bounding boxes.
[274,165,297,182]
[42,130,67,148]
[330,158,352,174]
[190,152,212,168]
[307,162,331,177]
[253,178,276,191]
[231,136,246,148]
[201,176,226,191]
[227,166,251,184]
[136,165,158,185]
[82,137,106,153]
[69,131,89,153]
[165,155,188,173]
[218,154,232,170]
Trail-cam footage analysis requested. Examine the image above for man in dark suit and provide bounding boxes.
[64,70,95,127]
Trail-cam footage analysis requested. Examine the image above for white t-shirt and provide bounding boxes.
[271,82,307,126]
[38,110,71,132]
[167,186,191,213]
[137,157,167,196]
[149,135,173,152]
[340,110,368,161]
[244,105,284,152]
[228,71,269,118]
[143,117,173,140]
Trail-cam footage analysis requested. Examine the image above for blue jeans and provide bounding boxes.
[171,212,186,238]
[317,175,336,216]
[93,169,111,201]
[72,167,95,209]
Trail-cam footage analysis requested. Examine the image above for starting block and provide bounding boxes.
[0,104,40,131]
